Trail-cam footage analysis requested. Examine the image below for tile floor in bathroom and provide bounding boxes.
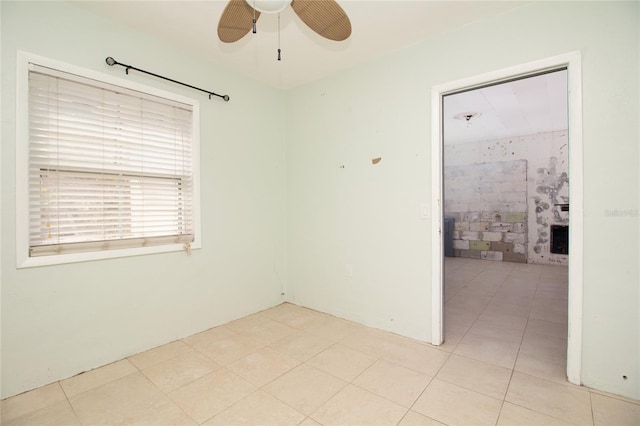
[2,257,639,425]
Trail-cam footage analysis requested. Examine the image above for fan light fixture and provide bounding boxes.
[454,112,482,122]
[246,0,291,14]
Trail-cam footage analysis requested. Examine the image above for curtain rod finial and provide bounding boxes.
[105,57,116,66]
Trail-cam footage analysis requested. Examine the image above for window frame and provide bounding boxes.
[16,51,201,268]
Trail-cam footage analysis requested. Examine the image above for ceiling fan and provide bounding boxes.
[217,0,352,45]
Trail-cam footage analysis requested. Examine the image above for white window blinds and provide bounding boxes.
[28,64,195,257]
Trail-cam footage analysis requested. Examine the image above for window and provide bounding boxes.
[17,53,200,267]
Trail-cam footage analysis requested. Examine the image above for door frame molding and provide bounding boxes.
[430,51,584,385]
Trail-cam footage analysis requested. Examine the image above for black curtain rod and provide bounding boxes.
[105,57,230,102]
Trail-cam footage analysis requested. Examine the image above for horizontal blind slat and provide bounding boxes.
[28,66,195,256]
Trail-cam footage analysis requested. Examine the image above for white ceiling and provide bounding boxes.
[443,70,568,145]
[72,0,564,142]
[72,0,529,90]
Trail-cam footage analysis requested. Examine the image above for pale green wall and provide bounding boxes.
[286,1,639,399]
[2,0,639,402]
[1,1,287,398]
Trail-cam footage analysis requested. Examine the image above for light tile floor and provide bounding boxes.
[3,258,639,425]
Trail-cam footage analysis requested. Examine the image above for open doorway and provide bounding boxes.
[430,52,583,385]
[441,69,570,378]
[443,70,569,266]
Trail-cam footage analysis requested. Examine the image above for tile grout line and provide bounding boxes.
[588,389,596,426]
[57,382,84,426]
[136,370,200,426]
[498,263,544,425]
[476,262,522,426]
[498,265,599,425]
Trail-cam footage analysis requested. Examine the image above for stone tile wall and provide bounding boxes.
[444,131,569,265]
[445,160,527,262]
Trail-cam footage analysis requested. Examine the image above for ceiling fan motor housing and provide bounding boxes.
[247,0,292,13]
[219,0,352,44]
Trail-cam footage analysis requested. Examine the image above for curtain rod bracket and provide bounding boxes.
[105,57,230,102]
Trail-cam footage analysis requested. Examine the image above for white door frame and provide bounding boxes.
[430,51,584,386]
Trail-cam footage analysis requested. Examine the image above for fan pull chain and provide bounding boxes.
[277,13,282,61]
[252,0,257,33]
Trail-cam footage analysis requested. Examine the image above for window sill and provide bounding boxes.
[17,241,201,269]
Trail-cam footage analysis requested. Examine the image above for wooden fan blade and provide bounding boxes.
[291,0,351,41]
[218,0,261,43]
